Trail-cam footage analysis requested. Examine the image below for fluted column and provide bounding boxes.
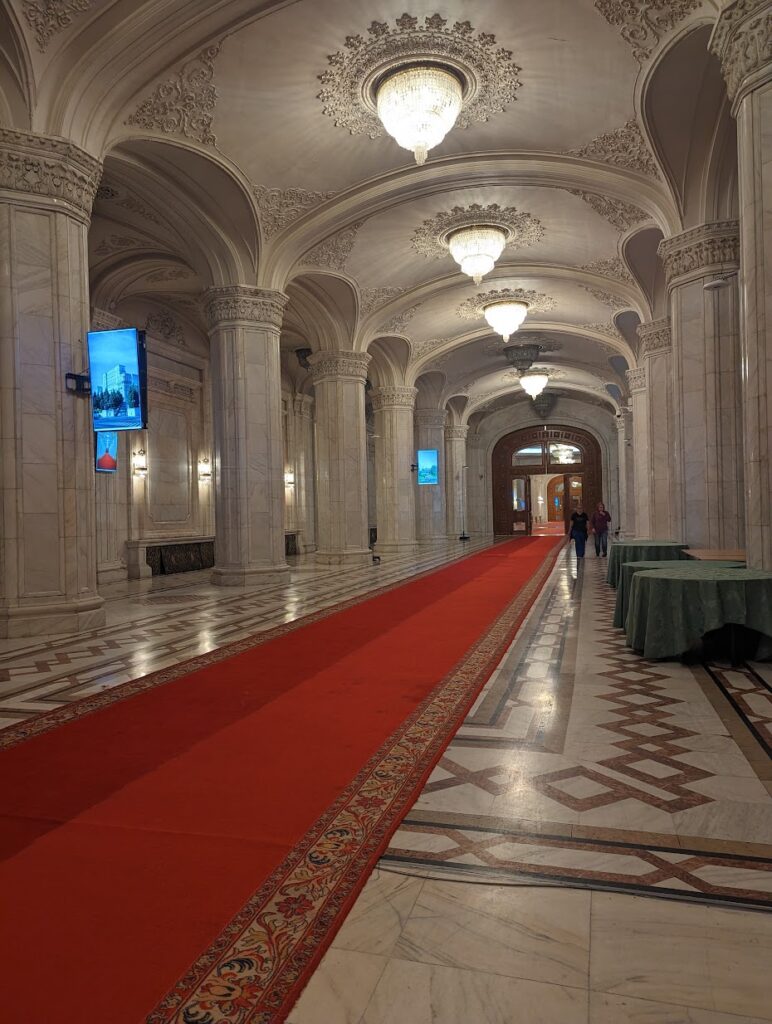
[414,409,447,545]
[711,0,772,566]
[370,386,417,556]
[445,424,469,539]
[0,129,105,636]
[205,286,289,586]
[636,321,676,538]
[658,223,744,549]
[626,367,652,538]
[309,350,371,565]
[466,433,490,538]
[292,395,316,552]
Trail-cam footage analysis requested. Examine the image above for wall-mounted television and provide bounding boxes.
[95,431,119,473]
[88,327,147,432]
[417,449,439,486]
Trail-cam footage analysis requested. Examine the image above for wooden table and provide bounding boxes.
[686,549,746,562]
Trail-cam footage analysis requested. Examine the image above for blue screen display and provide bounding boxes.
[88,328,146,432]
[417,449,439,486]
[95,431,119,473]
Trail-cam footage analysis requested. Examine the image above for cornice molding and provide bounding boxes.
[204,286,288,329]
[22,0,95,51]
[657,221,740,286]
[710,0,772,109]
[626,366,647,391]
[370,385,418,411]
[637,317,671,357]
[594,0,702,64]
[569,120,661,179]
[0,128,101,217]
[308,350,371,383]
[127,45,221,146]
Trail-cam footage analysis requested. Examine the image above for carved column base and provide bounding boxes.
[0,596,105,639]
[211,565,291,588]
[373,541,418,557]
[314,548,372,567]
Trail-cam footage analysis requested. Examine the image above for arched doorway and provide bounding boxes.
[492,425,603,536]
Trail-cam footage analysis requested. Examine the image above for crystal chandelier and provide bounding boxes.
[520,371,549,398]
[483,300,529,342]
[447,225,507,284]
[375,65,463,165]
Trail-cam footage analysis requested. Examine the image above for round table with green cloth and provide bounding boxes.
[607,540,689,588]
[613,559,745,629]
[624,566,772,660]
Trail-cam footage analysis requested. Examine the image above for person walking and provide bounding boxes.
[591,501,612,557]
[570,505,589,559]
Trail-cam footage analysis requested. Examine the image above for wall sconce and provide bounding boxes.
[284,470,296,486]
[132,448,148,478]
[198,457,212,482]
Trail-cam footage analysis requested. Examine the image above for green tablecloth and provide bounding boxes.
[613,560,745,629]
[625,566,772,659]
[607,540,689,588]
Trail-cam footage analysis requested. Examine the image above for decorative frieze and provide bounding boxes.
[594,0,702,63]
[657,221,740,286]
[445,425,469,440]
[127,45,221,146]
[457,287,557,321]
[411,203,544,260]
[254,186,338,238]
[204,286,288,329]
[148,375,196,403]
[625,366,647,391]
[637,317,671,357]
[569,120,661,179]
[568,190,649,231]
[370,385,418,411]
[300,222,362,272]
[308,350,371,384]
[414,409,447,428]
[22,0,94,51]
[0,128,101,217]
[710,0,772,106]
[360,287,404,317]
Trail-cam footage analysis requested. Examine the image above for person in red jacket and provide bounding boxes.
[591,502,612,557]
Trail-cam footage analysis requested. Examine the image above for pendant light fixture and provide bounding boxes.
[520,372,549,398]
[375,64,463,165]
[483,299,530,342]
[446,225,508,284]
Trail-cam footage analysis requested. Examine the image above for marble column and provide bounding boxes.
[414,409,447,545]
[205,286,290,586]
[626,366,652,538]
[292,394,316,552]
[711,0,772,566]
[370,385,417,556]
[445,424,469,539]
[637,321,677,538]
[658,223,744,549]
[616,407,634,537]
[466,433,490,538]
[0,129,105,636]
[309,350,371,565]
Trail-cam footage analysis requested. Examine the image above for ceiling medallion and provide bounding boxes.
[412,203,544,283]
[317,14,522,164]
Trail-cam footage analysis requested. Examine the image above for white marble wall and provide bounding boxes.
[414,410,448,545]
[646,346,676,539]
[466,434,490,539]
[627,369,651,538]
[371,386,417,555]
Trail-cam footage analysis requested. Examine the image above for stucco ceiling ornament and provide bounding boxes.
[710,0,772,106]
[360,287,405,317]
[637,317,671,356]
[594,0,702,63]
[626,366,647,391]
[95,182,161,225]
[317,14,522,142]
[145,268,193,283]
[581,256,633,283]
[411,338,447,361]
[378,303,421,335]
[127,45,221,146]
[22,0,94,51]
[254,186,338,238]
[300,222,363,272]
[411,203,544,264]
[92,234,151,257]
[582,285,629,309]
[144,310,185,347]
[568,189,649,231]
[569,119,661,179]
[456,287,557,322]
[581,321,625,341]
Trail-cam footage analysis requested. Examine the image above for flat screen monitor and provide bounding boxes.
[88,327,147,432]
[417,448,439,486]
[95,431,119,473]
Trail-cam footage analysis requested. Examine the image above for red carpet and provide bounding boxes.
[0,537,561,1023]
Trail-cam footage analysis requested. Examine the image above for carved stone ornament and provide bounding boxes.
[626,366,647,391]
[581,256,633,283]
[127,45,221,146]
[657,221,740,286]
[145,267,193,283]
[92,234,150,257]
[144,310,185,347]
[569,119,661,179]
[378,304,421,335]
[581,321,625,341]
[414,409,447,428]
[594,0,702,63]
[456,287,557,321]
[411,203,544,260]
[582,285,628,309]
[445,425,469,440]
[710,0,772,105]
[204,286,289,329]
[308,350,371,383]
[300,222,363,272]
[254,186,338,238]
[148,375,196,402]
[637,317,671,356]
[360,287,404,317]
[95,182,161,224]
[22,0,94,51]
[317,14,522,139]
[370,385,418,410]
[0,128,101,217]
[410,337,447,361]
[568,190,649,231]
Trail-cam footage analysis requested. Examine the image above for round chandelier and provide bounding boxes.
[375,65,463,165]
[483,300,530,342]
[446,225,507,284]
[520,372,549,398]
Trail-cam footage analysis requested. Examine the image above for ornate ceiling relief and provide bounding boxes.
[317,14,522,138]
[581,321,626,342]
[411,338,448,361]
[254,187,338,238]
[144,310,186,347]
[456,287,557,321]
[411,203,544,260]
[594,0,702,63]
[92,234,152,257]
[359,287,404,317]
[637,317,671,356]
[569,119,661,179]
[568,190,649,231]
[710,0,772,104]
[582,285,628,309]
[95,183,161,225]
[22,0,94,51]
[300,222,363,272]
[145,268,193,283]
[127,45,221,145]
[378,304,421,335]
[581,256,633,283]
[0,128,101,216]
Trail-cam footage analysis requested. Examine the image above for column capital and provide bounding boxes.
[657,221,740,287]
[308,349,370,384]
[445,425,468,441]
[204,286,288,330]
[636,317,672,357]
[0,127,102,220]
[91,307,127,331]
[370,385,417,411]
[626,366,647,393]
[292,393,314,418]
[710,0,772,111]
[414,409,447,428]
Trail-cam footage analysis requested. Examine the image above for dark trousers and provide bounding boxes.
[572,530,586,558]
[595,531,608,556]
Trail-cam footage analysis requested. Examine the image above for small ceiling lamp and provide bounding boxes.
[375,64,463,165]
[483,300,529,343]
[503,343,540,373]
[447,225,507,284]
[520,372,549,398]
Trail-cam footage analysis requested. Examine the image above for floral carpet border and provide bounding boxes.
[146,542,564,1024]
[0,540,526,752]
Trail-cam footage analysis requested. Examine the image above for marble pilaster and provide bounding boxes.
[636,321,676,538]
[0,129,105,636]
[205,286,290,586]
[466,433,491,538]
[626,367,652,539]
[292,394,316,552]
[414,409,448,545]
[370,386,418,555]
[309,350,371,565]
[445,424,469,539]
[615,411,631,538]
